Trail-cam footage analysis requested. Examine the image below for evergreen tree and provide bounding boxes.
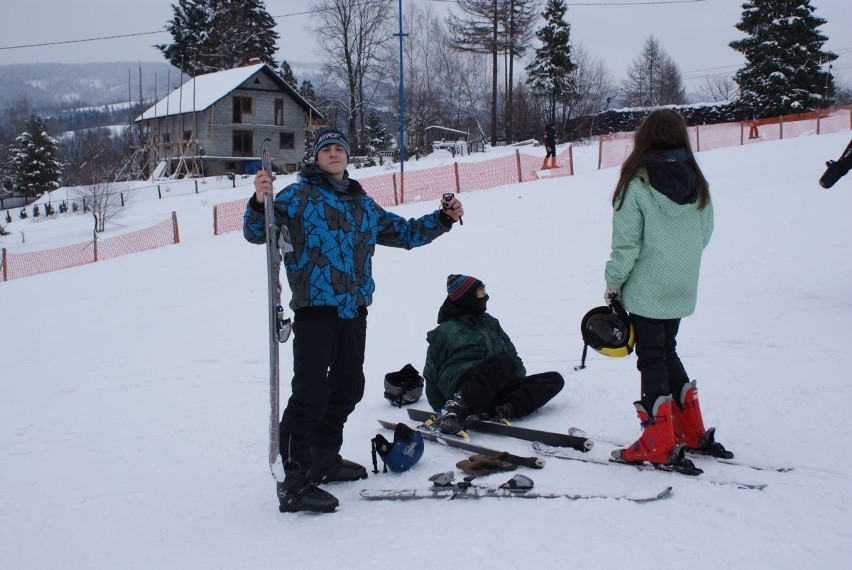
[364,111,392,154]
[278,60,298,87]
[157,0,280,76]
[525,0,576,126]
[299,80,316,103]
[730,0,837,117]
[11,115,62,198]
[621,36,685,107]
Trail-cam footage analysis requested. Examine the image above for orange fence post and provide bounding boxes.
[515,150,522,183]
[213,205,219,236]
[779,115,784,140]
[2,248,6,282]
[392,173,399,205]
[172,211,180,244]
[93,233,98,262]
[454,162,460,194]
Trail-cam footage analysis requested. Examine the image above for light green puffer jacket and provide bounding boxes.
[605,170,713,319]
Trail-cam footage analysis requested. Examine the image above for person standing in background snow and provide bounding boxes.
[603,109,730,472]
[541,123,557,169]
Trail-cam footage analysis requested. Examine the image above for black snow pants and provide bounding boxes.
[455,354,564,418]
[279,307,367,469]
[631,315,690,412]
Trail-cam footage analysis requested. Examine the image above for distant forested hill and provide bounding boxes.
[0,61,181,111]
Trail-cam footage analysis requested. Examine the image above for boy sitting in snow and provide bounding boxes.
[423,274,564,435]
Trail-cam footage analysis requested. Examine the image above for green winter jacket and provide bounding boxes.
[605,170,714,319]
[423,313,526,411]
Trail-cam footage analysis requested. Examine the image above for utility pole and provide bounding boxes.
[394,0,408,197]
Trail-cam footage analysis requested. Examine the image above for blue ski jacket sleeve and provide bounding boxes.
[243,173,451,318]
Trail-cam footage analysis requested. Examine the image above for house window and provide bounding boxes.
[183,130,193,142]
[233,130,253,157]
[162,133,171,144]
[279,132,295,150]
[274,99,284,126]
[233,96,253,123]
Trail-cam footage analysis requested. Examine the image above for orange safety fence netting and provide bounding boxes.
[2,216,178,282]
[212,149,576,235]
[598,107,851,169]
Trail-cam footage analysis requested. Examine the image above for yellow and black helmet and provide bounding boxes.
[576,302,634,370]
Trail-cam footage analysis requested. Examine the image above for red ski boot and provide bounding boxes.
[672,381,733,459]
[611,395,701,475]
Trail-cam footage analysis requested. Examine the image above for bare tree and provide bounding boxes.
[622,35,686,107]
[73,168,125,233]
[563,44,616,138]
[696,75,738,103]
[499,0,538,142]
[447,0,501,145]
[313,0,393,148]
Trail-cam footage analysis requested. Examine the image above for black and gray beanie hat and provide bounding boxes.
[313,127,351,161]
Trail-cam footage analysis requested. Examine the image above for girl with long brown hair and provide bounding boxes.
[604,109,730,471]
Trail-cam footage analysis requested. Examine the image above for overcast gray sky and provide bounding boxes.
[0,0,849,87]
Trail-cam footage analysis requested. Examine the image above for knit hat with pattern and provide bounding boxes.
[446,274,483,302]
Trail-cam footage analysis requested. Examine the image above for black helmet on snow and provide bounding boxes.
[383,364,424,407]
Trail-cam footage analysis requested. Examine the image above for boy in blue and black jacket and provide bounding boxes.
[244,127,464,513]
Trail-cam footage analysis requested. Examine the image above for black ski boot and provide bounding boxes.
[277,467,339,514]
[309,447,368,484]
[436,392,469,436]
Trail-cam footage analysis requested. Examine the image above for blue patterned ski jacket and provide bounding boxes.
[243,165,452,318]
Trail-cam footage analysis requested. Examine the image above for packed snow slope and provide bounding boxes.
[2,131,851,569]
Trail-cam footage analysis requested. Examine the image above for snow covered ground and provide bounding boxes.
[2,131,851,569]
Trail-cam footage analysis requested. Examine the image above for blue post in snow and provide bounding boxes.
[394,0,407,199]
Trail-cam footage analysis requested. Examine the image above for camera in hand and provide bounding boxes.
[441,192,463,225]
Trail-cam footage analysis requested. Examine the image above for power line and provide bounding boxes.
[0,0,716,52]
[0,30,166,51]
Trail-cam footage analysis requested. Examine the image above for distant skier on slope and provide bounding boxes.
[603,109,730,472]
[541,123,557,169]
[243,127,464,514]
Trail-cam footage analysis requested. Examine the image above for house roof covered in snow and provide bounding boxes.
[135,63,321,122]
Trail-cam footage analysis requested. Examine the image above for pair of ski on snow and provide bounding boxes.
[371,409,780,492]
